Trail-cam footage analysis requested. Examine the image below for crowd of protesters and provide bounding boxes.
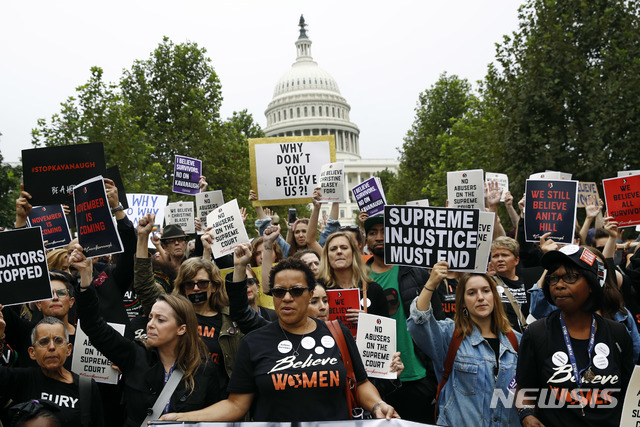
[1,173,640,427]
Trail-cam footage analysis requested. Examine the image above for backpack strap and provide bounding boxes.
[78,376,92,427]
[434,327,464,418]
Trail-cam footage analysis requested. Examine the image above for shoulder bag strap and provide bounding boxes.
[497,278,528,329]
[326,320,358,418]
[140,368,184,427]
[506,330,519,353]
[434,328,463,419]
[362,281,368,314]
[78,376,91,427]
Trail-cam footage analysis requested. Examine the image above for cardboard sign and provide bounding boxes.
[104,165,129,209]
[485,172,509,202]
[206,199,250,259]
[603,174,640,227]
[0,228,51,306]
[447,169,485,210]
[577,182,601,208]
[249,136,336,206]
[73,176,124,258]
[125,193,169,229]
[383,205,479,271]
[22,142,106,207]
[406,199,429,207]
[318,162,346,203]
[196,191,225,228]
[356,313,397,379]
[172,155,202,195]
[459,211,494,273]
[352,177,387,215]
[218,266,274,310]
[27,205,72,249]
[326,288,361,338]
[620,365,640,426]
[71,320,126,385]
[165,202,195,234]
[524,180,578,243]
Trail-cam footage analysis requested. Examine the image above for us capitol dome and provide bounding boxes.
[264,16,398,224]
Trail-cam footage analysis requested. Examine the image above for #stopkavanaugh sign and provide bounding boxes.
[27,205,72,250]
[22,142,106,207]
[524,180,578,243]
[0,227,51,306]
[352,177,386,215]
[74,176,124,258]
[603,174,640,227]
[383,205,479,271]
[173,155,202,195]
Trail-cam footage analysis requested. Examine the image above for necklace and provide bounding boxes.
[279,320,311,357]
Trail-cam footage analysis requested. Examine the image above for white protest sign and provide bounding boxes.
[318,162,345,203]
[71,320,125,385]
[529,171,573,180]
[356,313,397,379]
[125,194,168,229]
[459,211,494,273]
[447,169,485,210]
[618,170,640,177]
[620,365,640,426]
[206,199,250,259]
[406,199,429,207]
[196,191,225,229]
[165,202,195,235]
[485,172,509,202]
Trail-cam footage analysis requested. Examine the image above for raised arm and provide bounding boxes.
[416,261,448,312]
[580,195,602,245]
[305,187,324,254]
[503,191,520,231]
[134,214,163,314]
[260,225,281,294]
[15,184,32,228]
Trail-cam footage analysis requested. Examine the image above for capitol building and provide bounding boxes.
[263,16,398,225]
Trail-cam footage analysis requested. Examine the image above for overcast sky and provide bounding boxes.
[0,1,522,164]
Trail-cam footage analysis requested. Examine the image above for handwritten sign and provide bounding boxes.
[318,162,345,203]
[196,191,225,228]
[206,199,250,259]
[249,136,336,206]
[384,205,479,271]
[71,320,125,385]
[356,313,397,379]
[577,182,600,208]
[165,202,195,235]
[327,288,360,338]
[173,155,202,195]
[0,228,51,306]
[485,172,509,202]
[27,205,72,249]
[352,177,387,215]
[447,169,485,210]
[73,176,124,258]
[524,180,578,243]
[603,174,640,227]
[125,193,168,229]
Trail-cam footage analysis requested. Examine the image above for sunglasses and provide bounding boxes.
[34,336,67,348]
[52,289,70,299]
[247,278,259,286]
[183,280,211,291]
[272,286,310,299]
[547,272,581,286]
[164,237,188,245]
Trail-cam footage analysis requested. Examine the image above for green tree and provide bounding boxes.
[0,149,23,228]
[486,0,640,196]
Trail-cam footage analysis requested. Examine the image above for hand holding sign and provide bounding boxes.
[428,261,449,287]
[539,232,559,254]
[15,184,33,228]
[389,352,404,376]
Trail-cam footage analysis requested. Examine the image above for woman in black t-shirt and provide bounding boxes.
[160,247,399,422]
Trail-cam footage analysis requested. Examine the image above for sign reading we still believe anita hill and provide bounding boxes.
[524,180,578,243]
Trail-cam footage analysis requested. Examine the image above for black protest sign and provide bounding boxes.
[74,176,123,258]
[27,205,72,249]
[0,228,51,306]
[384,205,479,270]
[524,179,578,243]
[22,142,106,207]
[104,165,129,209]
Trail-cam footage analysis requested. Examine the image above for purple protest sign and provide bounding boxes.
[352,177,386,215]
[173,155,202,195]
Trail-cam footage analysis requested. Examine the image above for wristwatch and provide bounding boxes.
[111,203,124,214]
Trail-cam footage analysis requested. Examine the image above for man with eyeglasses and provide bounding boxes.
[0,315,104,427]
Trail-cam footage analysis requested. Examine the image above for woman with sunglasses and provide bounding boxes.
[516,245,633,427]
[161,244,398,422]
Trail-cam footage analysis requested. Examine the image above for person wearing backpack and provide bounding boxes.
[407,262,521,426]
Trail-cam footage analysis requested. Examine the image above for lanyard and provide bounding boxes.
[559,313,596,388]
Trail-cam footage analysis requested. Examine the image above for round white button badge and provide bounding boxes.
[593,354,608,370]
[301,336,316,350]
[552,351,569,367]
[278,340,293,353]
[595,343,610,357]
[321,335,335,348]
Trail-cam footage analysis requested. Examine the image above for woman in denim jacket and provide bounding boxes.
[408,262,520,427]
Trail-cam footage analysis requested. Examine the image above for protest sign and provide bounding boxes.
[318,162,345,203]
[125,193,168,229]
[524,180,578,243]
[447,169,485,210]
[485,172,509,202]
[603,174,640,227]
[71,320,126,384]
[406,199,429,207]
[356,313,397,379]
[0,228,51,306]
[529,171,572,180]
[384,205,479,270]
[196,191,225,228]
[165,202,196,234]
[27,205,72,249]
[249,136,336,206]
[459,211,494,273]
[577,182,601,208]
[352,177,387,215]
[620,365,640,426]
[104,165,129,209]
[22,142,106,207]
[327,288,360,338]
[206,199,250,258]
[73,176,124,258]
[172,155,202,195]
[618,170,640,177]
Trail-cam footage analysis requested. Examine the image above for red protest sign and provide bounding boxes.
[603,174,640,227]
[326,288,361,338]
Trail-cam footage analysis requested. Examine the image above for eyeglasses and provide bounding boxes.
[183,280,211,291]
[165,237,187,245]
[35,336,67,348]
[271,287,310,299]
[52,289,70,299]
[247,278,259,286]
[547,272,581,286]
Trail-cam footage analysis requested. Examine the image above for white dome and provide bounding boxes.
[272,61,341,98]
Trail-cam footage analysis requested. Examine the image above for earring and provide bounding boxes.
[462,307,469,317]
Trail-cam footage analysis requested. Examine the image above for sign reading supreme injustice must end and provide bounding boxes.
[383,205,479,270]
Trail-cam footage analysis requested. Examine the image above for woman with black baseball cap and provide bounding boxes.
[516,245,633,427]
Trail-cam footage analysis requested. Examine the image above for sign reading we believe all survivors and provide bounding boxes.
[603,174,640,227]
